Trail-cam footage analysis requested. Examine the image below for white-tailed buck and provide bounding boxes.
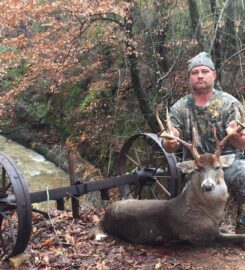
[95,107,245,247]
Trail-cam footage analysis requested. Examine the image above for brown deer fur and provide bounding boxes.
[95,154,245,246]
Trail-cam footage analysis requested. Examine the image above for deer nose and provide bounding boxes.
[202,182,215,192]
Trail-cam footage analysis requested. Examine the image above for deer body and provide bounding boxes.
[96,156,229,245]
[95,107,245,246]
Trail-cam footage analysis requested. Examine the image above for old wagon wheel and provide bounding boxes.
[118,133,181,199]
[0,153,32,259]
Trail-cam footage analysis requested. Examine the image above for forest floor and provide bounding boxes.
[1,203,245,270]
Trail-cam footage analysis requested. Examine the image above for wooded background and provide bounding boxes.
[0,0,244,175]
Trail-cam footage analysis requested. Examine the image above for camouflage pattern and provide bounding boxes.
[224,158,245,199]
[170,89,243,160]
[188,52,215,72]
[170,89,245,204]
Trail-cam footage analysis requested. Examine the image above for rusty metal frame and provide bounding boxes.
[0,133,181,259]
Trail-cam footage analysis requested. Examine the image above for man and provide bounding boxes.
[163,52,245,233]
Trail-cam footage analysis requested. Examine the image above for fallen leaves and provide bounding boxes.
[1,207,245,270]
[40,238,54,248]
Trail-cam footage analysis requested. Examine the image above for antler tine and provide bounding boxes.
[215,124,245,158]
[235,96,245,129]
[166,108,174,136]
[156,104,165,135]
[155,106,200,162]
[190,127,201,161]
[215,102,245,158]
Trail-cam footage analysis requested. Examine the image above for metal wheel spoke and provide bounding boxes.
[124,153,139,167]
[0,203,17,212]
[0,231,7,254]
[134,148,141,166]
[148,187,158,199]
[2,168,6,188]
[125,184,141,198]
[0,153,32,259]
[155,179,171,197]
[0,181,11,196]
[118,133,180,200]
[1,211,17,245]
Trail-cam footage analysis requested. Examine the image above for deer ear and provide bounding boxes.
[219,154,236,167]
[176,160,196,174]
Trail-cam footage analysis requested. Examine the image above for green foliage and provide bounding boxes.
[37,0,57,4]
[63,84,82,112]
[47,83,84,138]
[80,87,115,112]
[80,91,98,111]
[1,60,29,91]
[0,45,16,53]
[169,6,189,41]
[116,55,126,68]
[35,102,50,122]
[31,21,43,33]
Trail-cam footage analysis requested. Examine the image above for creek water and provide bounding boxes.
[0,135,70,208]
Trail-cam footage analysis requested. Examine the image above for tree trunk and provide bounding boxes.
[124,3,159,133]
[187,0,206,51]
[222,1,237,57]
[151,0,170,73]
[210,0,222,71]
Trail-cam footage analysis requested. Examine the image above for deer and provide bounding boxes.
[94,105,245,247]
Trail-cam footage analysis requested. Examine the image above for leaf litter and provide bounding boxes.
[0,206,245,270]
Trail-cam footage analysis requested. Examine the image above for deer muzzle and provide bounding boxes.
[201,181,215,192]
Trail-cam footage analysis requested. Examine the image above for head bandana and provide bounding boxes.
[188,52,215,72]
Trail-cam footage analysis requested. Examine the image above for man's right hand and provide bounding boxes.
[162,126,180,153]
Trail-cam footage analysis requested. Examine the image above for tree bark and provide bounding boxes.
[124,3,159,133]
[187,0,206,51]
[222,1,237,57]
[210,0,222,71]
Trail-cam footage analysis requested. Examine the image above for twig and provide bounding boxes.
[208,0,230,54]
[156,48,182,89]
[217,48,245,75]
[45,187,62,247]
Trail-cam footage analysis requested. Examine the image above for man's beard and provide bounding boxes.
[192,83,214,94]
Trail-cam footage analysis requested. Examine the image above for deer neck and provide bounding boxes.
[185,177,227,224]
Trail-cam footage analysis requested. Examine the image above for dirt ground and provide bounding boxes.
[1,200,245,270]
[169,243,245,270]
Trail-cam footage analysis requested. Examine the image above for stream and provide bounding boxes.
[0,135,70,208]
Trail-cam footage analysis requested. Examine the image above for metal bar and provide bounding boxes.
[0,174,154,205]
[28,173,153,204]
[56,199,65,210]
[68,151,79,218]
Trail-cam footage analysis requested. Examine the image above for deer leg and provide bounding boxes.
[94,217,108,241]
[219,227,231,234]
[224,159,245,234]
[216,232,245,249]
[236,197,245,234]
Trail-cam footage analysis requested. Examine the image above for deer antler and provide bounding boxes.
[156,106,200,162]
[215,101,245,158]
[235,96,245,131]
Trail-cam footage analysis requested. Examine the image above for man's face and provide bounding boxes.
[189,66,216,91]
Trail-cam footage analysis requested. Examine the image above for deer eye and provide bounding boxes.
[214,166,221,171]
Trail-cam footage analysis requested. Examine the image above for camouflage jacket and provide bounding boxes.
[170,89,243,160]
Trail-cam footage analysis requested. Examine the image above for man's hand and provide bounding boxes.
[163,126,180,153]
[226,121,245,137]
[226,120,245,149]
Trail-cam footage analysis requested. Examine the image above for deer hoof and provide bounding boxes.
[219,227,230,233]
[95,233,107,241]
[240,241,245,251]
